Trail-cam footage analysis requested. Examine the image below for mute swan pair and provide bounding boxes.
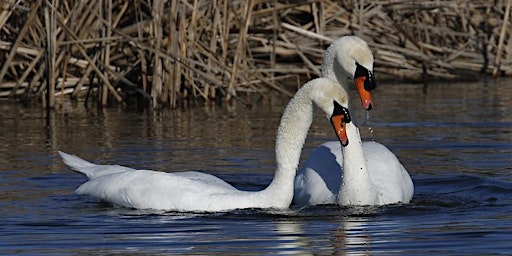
[293,36,414,206]
[59,77,352,212]
[60,36,413,211]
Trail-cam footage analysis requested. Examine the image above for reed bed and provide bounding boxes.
[0,0,510,108]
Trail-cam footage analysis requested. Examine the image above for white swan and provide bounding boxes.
[293,36,414,206]
[294,135,414,206]
[59,77,352,212]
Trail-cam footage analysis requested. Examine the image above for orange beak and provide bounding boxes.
[330,114,349,147]
[355,76,373,110]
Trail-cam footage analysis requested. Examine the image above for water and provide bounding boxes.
[1,79,512,255]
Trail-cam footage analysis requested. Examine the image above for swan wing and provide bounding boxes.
[176,171,236,189]
[76,169,238,211]
[60,151,239,211]
[294,141,343,205]
[363,142,414,204]
[60,151,235,189]
[293,141,414,206]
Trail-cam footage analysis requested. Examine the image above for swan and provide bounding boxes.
[293,36,414,206]
[59,77,352,212]
[293,135,414,206]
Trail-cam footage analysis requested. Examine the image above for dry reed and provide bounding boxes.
[0,0,510,108]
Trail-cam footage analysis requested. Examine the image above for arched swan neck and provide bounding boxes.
[322,41,350,91]
[324,57,350,91]
[264,86,315,206]
[275,91,312,174]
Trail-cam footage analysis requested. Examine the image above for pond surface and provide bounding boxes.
[1,79,512,255]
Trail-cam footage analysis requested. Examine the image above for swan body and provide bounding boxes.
[294,139,414,206]
[60,77,350,212]
[293,36,414,206]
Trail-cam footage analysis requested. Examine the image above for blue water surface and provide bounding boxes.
[1,79,512,255]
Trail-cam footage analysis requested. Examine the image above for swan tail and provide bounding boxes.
[59,151,95,169]
[59,151,97,177]
[59,151,135,179]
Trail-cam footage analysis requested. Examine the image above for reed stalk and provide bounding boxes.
[0,0,510,108]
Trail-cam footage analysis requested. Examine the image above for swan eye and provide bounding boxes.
[367,70,376,88]
[341,105,351,123]
[354,62,377,91]
[332,100,351,123]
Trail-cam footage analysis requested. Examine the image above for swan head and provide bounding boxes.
[323,36,376,110]
[309,78,352,146]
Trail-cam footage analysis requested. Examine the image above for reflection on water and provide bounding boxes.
[1,79,512,254]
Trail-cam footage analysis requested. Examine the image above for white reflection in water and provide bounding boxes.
[273,217,376,255]
[275,221,313,255]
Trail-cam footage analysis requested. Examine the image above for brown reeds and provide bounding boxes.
[0,0,511,108]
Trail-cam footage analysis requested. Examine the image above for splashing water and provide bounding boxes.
[366,111,375,139]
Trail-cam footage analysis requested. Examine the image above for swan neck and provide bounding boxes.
[338,122,378,205]
[322,45,350,91]
[263,87,314,205]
